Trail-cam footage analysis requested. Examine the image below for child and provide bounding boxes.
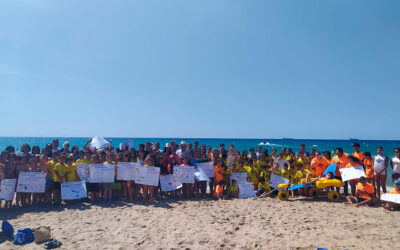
[363,152,374,184]
[54,154,68,204]
[214,180,225,200]
[257,177,271,197]
[214,159,225,190]
[383,180,400,211]
[228,179,239,198]
[180,157,193,198]
[143,155,155,201]
[16,156,29,207]
[103,153,116,200]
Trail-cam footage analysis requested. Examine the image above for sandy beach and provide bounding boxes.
[0,196,398,250]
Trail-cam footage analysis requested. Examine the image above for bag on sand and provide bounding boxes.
[14,228,34,245]
[1,220,14,239]
[34,226,51,243]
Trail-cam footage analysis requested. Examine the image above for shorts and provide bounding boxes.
[392,173,400,180]
[87,183,99,193]
[113,183,122,190]
[355,196,366,203]
[103,183,114,190]
[375,170,386,176]
[46,177,52,186]
[54,182,61,190]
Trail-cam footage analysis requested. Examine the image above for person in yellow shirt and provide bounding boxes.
[227,179,239,198]
[65,156,79,182]
[54,154,68,204]
[278,163,290,180]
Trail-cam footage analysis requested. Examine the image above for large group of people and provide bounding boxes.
[0,139,399,210]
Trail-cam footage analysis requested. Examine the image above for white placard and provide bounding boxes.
[119,139,134,150]
[173,166,196,184]
[90,136,109,149]
[160,174,182,191]
[230,173,248,185]
[238,183,256,198]
[197,162,214,178]
[89,164,115,183]
[77,163,90,181]
[117,162,138,181]
[0,179,16,200]
[381,193,400,204]
[61,181,87,200]
[135,166,160,186]
[339,166,365,182]
[195,167,210,182]
[270,173,289,189]
[16,172,46,193]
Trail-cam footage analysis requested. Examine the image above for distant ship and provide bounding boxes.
[282,137,294,140]
[349,138,360,142]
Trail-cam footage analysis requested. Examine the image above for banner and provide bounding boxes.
[16,172,46,193]
[238,183,256,198]
[89,164,115,183]
[135,166,160,186]
[90,136,109,149]
[270,173,289,189]
[381,193,400,204]
[194,167,210,182]
[197,162,214,178]
[339,166,365,182]
[173,166,195,184]
[160,174,182,192]
[230,173,248,185]
[0,179,16,201]
[61,181,87,200]
[77,163,90,181]
[117,162,138,181]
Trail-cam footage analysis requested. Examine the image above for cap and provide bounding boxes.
[359,176,367,181]
[394,180,400,185]
[180,141,186,145]
[165,143,171,147]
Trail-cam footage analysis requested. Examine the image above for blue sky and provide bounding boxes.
[0,0,399,139]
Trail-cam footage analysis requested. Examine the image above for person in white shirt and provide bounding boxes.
[274,154,289,170]
[390,148,400,183]
[373,146,389,198]
[176,141,187,158]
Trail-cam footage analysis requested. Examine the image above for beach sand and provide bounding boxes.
[0,197,398,249]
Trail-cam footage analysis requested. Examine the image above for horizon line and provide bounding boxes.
[1,136,400,142]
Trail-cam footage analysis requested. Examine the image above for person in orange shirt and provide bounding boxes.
[331,148,350,195]
[352,143,364,162]
[310,152,330,177]
[214,180,226,200]
[345,155,364,196]
[383,180,400,211]
[363,152,375,185]
[214,159,225,188]
[346,176,375,207]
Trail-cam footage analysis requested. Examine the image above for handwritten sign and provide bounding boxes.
[17,172,46,193]
[270,173,289,189]
[0,179,16,200]
[238,183,256,198]
[339,166,365,182]
[197,162,214,178]
[160,174,182,191]
[89,164,115,183]
[61,181,87,200]
[173,166,195,184]
[135,166,160,186]
[117,162,138,181]
[77,163,90,181]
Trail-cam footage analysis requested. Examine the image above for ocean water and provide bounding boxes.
[1,137,399,187]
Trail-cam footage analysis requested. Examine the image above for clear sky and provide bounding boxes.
[0,0,399,139]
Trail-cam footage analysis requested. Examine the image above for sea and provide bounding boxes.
[1,137,399,188]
